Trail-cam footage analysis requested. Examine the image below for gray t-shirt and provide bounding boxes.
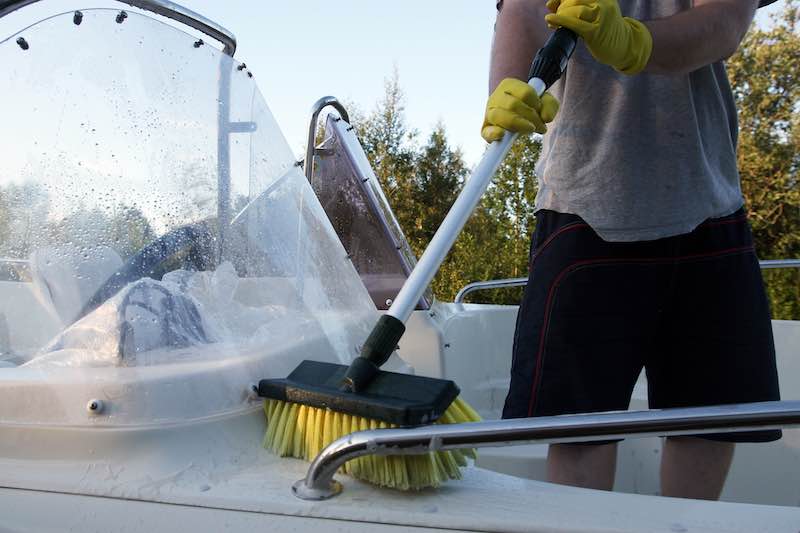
[535,0,744,242]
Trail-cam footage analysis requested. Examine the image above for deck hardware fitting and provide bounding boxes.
[247,383,259,400]
[16,37,28,50]
[73,11,83,25]
[116,10,127,23]
[86,399,105,414]
[292,478,341,501]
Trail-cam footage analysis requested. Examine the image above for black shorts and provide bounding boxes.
[503,208,782,443]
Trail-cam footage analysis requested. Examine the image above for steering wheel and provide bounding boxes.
[76,222,216,323]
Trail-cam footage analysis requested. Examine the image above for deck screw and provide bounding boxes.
[86,399,105,414]
[247,383,259,400]
[73,11,83,25]
[16,37,29,50]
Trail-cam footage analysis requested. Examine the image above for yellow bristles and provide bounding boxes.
[262,395,482,491]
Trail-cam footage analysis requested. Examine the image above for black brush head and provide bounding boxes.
[257,360,460,427]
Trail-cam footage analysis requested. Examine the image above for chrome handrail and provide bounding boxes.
[454,259,800,303]
[292,400,800,500]
[760,259,800,269]
[0,0,237,55]
[454,277,527,304]
[304,96,351,181]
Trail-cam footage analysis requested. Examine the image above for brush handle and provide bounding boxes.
[344,29,578,393]
[342,315,406,392]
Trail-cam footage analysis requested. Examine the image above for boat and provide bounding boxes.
[0,2,798,531]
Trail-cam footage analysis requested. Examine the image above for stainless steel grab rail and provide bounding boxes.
[292,400,800,500]
[304,96,351,181]
[0,0,237,55]
[454,259,800,304]
[454,277,527,304]
[760,259,800,269]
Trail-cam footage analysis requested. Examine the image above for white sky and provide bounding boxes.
[0,1,787,167]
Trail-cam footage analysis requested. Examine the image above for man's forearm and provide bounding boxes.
[489,0,551,92]
[643,1,757,75]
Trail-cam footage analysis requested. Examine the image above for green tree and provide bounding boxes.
[409,124,466,246]
[410,124,472,300]
[728,1,800,319]
[467,135,542,304]
[354,69,418,236]
[434,135,542,305]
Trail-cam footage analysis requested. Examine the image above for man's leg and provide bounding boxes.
[660,437,734,500]
[504,212,667,491]
[547,443,618,490]
[648,210,780,501]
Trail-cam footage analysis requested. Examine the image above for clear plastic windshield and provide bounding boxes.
[0,9,377,426]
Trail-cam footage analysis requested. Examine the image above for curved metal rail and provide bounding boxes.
[455,259,800,304]
[0,0,237,55]
[293,400,800,500]
[304,96,351,181]
[760,259,800,269]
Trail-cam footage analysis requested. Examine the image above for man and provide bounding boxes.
[485,0,781,500]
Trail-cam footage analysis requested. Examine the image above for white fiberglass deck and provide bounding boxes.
[1,408,798,533]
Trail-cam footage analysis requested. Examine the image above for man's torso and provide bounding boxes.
[536,0,744,242]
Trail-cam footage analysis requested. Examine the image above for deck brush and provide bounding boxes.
[258,352,482,490]
[262,394,481,490]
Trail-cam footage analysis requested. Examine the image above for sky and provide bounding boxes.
[0,1,787,167]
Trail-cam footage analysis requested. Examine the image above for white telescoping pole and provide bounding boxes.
[386,78,548,324]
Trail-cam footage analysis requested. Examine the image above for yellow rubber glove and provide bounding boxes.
[481,78,560,143]
[545,0,652,75]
